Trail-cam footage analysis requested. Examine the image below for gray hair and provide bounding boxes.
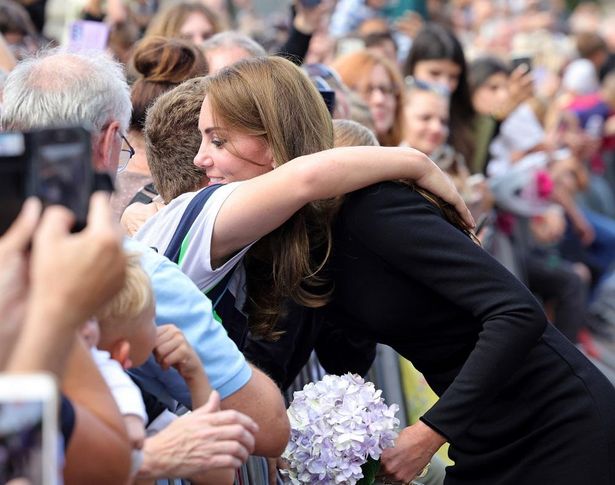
[201,31,266,57]
[2,49,131,134]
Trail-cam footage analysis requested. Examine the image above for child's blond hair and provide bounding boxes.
[333,119,379,148]
[96,253,154,336]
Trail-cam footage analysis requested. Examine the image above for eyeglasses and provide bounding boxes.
[359,84,397,97]
[118,134,135,173]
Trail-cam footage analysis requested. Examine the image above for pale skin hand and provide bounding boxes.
[28,192,127,330]
[138,391,259,480]
[380,421,447,483]
[494,65,533,121]
[7,194,127,376]
[154,324,212,408]
[0,198,41,369]
[120,197,165,237]
[410,154,475,227]
[293,0,334,34]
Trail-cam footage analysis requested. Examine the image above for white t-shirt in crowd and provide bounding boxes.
[135,182,252,313]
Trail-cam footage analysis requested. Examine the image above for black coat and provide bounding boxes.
[325,182,615,484]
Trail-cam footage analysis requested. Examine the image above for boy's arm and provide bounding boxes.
[221,365,290,457]
[154,324,212,408]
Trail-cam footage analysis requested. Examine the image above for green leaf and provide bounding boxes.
[357,457,380,485]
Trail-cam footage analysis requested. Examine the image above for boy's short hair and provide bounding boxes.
[97,253,153,333]
[144,77,207,203]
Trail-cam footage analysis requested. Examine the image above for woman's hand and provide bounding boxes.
[380,421,446,483]
[493,65,533,121]
[413,152,476,229]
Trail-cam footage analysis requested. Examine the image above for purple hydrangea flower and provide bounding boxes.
[282,373,400,484]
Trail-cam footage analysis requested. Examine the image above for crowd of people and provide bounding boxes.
[1,0,615,484]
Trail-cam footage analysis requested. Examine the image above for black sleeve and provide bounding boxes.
[342,183,547,442]
[275,9,312,66]
[60,394,76,449]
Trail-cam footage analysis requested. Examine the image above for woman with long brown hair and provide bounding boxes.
[135,56,468,341]
[137,56,615,485]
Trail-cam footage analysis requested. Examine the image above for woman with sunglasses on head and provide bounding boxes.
[135,56,615,485]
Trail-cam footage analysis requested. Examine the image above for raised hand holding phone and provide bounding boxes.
[294,0,333,34]
[0,198,41,368]
[0,127,95,236]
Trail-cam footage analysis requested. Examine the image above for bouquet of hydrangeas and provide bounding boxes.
[282,373,400,485]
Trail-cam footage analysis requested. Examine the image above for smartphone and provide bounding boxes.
[0,374,59,485]
[0,126,94,236]
[511,55,532,72]
[67,20,110,52]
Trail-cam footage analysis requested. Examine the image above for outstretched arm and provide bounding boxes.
[221,365,290,457]
[212,146,473,264]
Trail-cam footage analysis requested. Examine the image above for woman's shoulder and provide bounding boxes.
[338,182,447,236]
[346,181,440,211]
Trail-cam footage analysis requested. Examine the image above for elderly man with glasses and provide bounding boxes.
[1,48,290,482]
